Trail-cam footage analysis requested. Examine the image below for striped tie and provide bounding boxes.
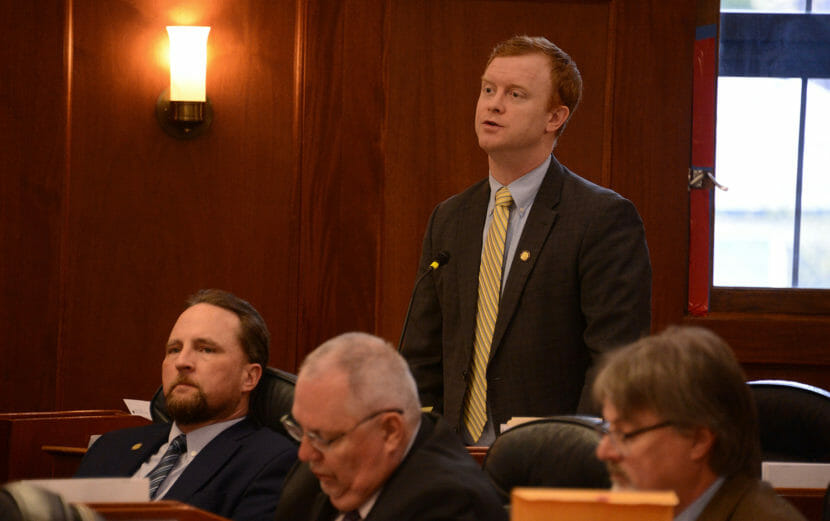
[146,434,187,499]
[463,186,513,442]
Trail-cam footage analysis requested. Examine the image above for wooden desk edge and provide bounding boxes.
[42,445,88,455]
[85,501,231,521]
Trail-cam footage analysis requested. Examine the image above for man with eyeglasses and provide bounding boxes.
[592,326,806,521]
[274,332,507,521]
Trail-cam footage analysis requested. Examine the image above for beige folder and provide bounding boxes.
[511,488,678,521]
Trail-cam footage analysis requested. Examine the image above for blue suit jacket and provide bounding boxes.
[75,418,297,521]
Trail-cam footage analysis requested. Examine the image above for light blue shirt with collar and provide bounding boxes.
[132,417,246,500]
[464,156,549,447]
[483,155,550,293]
[675,476,725,521]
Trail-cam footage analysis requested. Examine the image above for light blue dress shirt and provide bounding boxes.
[675,476,725,521]
[132,417,246,500]
[483,155,550,294]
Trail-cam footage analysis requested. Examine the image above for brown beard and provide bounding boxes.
[165,383,217,426]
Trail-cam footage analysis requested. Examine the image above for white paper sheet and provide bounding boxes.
[23,477,150,503]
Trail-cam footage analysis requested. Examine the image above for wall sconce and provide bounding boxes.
[156,26,212,139]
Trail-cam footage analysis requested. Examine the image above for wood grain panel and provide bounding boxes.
[0,1,67,411]
[608,1,696,333]
[1,0,824,415]
[56,0,300,409]
[684,313,830,390]
[0,410,149,481]
[378,0,613,344]
[294,0,387,360]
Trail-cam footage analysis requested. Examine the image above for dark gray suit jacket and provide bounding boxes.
[75,419,297,521]
[273,413,507,521]
[401,155,651,431]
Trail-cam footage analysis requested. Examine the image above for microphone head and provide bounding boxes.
[435,251,450,266]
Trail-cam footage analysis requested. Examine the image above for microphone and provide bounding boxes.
[397,251,450,351]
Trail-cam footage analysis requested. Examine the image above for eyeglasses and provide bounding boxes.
[280,408,403,451]
[595,420,674,454]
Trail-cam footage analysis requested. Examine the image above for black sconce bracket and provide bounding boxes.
[155,89,213,139]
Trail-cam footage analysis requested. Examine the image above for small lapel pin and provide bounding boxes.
[520,250,530,262]
[131,443,143,451]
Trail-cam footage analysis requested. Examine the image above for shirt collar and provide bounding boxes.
[674,476,725,521]
[170,417,246,457]
[487,155,550,214]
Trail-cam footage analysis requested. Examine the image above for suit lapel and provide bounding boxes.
[697,474,753,521]
[311,497,338,521]
[164,420,249,500]
[455,182,489,365]
[490,157,563,358]
[128,424,171,475]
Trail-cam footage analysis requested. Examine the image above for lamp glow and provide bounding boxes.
[156,25,213,138]
[167,26,210,102]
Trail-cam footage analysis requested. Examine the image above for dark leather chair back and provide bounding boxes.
[0,482,104,521]
[150,366,297,440]
[823,482,830,521]
[482,415,611,504]
[273,461,322,521]
[748,379,830,462]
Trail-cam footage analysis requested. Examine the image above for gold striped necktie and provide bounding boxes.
[463,186,513,442]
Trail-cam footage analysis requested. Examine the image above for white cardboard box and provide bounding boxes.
[761,462,830,488]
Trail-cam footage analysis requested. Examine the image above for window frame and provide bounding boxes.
[707,9,830,311]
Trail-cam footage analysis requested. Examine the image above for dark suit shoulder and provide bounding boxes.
[372,414,507,521]
[700,475,807,521]
[546,159,634,208]
[431,178,490,215]
[91,421,169,442]
[226,420,296,455]
[75,422,169,477]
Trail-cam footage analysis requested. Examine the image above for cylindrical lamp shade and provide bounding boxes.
[167,26,210,102]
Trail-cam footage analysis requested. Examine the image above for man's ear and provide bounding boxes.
[546,105,569,134]
[689,426,715,462]
[380,412,406,449]
[242,363,262,393]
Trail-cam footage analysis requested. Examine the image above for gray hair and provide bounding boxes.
[592,326,761,477]
[299,332,421,426]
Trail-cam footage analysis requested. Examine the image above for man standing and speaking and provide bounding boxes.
[401,35,651,445]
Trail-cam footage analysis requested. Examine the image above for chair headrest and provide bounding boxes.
[748,380,830,462]
[272,461,321,521]
[482,415,611,503]
[150,367,297,440]
[249,367,297,437]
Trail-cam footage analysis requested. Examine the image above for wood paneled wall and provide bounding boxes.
[1,0,827,413]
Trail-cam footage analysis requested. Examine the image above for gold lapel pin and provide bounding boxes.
[131,443,143,451]
[520,250,530,261]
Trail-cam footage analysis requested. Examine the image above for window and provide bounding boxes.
[713,1,830,289]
